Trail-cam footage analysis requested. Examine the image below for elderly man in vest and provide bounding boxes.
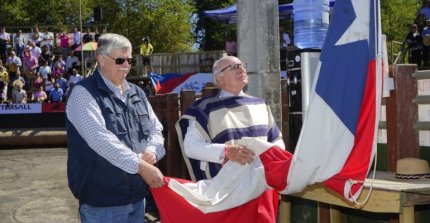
[66,33,165,223]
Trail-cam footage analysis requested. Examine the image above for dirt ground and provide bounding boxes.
[0,148,79,223]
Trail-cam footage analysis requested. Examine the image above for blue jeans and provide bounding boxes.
[79,198,146,223]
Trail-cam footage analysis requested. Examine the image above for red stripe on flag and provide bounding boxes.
[324,60,377,198]
[151,177,279,223]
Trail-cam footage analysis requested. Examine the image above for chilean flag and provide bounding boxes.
[284,0,383,202]
[150,0,382,220]
[149,72,213,94]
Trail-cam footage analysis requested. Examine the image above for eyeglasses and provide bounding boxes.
[105,54,133,65]
[215,63,245,75]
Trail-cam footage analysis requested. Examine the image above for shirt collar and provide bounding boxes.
[219,89,245,98]
[98,68,130,96]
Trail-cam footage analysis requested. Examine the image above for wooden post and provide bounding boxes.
[202,87,219,98]
[385,64,419,171]
[165,93,187,178]
[148,94,168,174]
[180,90,196,114]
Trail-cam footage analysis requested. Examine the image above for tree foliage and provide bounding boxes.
[0,0,195,53]
[0,0,425,55]
[193,0,236,51]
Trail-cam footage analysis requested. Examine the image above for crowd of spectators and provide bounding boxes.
[0,26,97,104]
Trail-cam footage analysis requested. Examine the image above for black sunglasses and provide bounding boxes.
[105,54,133,65]
[215,63,245,75]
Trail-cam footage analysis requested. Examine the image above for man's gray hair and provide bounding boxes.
[212,58,225,84]
[96,33,132,56]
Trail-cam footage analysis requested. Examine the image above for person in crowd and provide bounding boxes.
[68,68,83,85]
[27,40,42,61]
[31,26,42,47]
[72,27,81,50]
[406,23,422,67]
[0,66,9,102]
[53,55,66,71]
[53,61,65,79]
[225,35,237,56]
[33,85,47,103]
[279,26,291,48]
[10,69,26,93]
[418,0,430,27]
[65,50,80,75]
[0,27,11,64]
[32,73,44,91]
[5,51,22,79]
[177,55,285,222]
[66,33,165,222]
[94,28,101,42]
[12,80,27,104]
[55,72,68,93]
[39,45,54,67]
[49,82,63,102]
[44,76,55,95]
[140,37,153,75]
[82,28,94,44]
[58,31,70,59]
[422,20,430,66]
[39,61,52,81]
[22,50,39,86]
[14,30,26,59]
[41,27,54,49]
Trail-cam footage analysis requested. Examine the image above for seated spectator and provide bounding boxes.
[10,70,26,89]
[68,68,83,85]
[5,51,22,76]
[65,50,80,74]
[12,81,27,104]
[49,83,64,102]
[39,61,52,81]
[82,28,94,44]
[0,66,9,101]
[32,73,44,91]
[53,62,65,78]
[39,45,53,66]
[0,80,5,103]
[33,85,47,103]
[55,72,68,93]
[44,77,55,95]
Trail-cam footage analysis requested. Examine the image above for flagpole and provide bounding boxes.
[79,0,84,76]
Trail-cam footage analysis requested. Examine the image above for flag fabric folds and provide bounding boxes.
[148,72,213,94]
[284,0,382,201]
[150,138,292,223]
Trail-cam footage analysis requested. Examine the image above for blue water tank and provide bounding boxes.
[293,0,330,49]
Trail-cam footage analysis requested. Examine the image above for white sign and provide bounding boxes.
[0,104,42,114]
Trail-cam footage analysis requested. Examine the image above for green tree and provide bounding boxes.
[194,0,236,51]
[0,0,195,53]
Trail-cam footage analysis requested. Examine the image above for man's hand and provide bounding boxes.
[141,150,156,165]
[138,160,165,188]
[227,145,255,165]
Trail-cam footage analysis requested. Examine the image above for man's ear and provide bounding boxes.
[96,54,104,66]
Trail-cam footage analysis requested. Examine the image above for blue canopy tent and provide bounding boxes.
[203,0,336,24]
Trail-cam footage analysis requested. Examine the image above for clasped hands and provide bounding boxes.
[226,145,256,165]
